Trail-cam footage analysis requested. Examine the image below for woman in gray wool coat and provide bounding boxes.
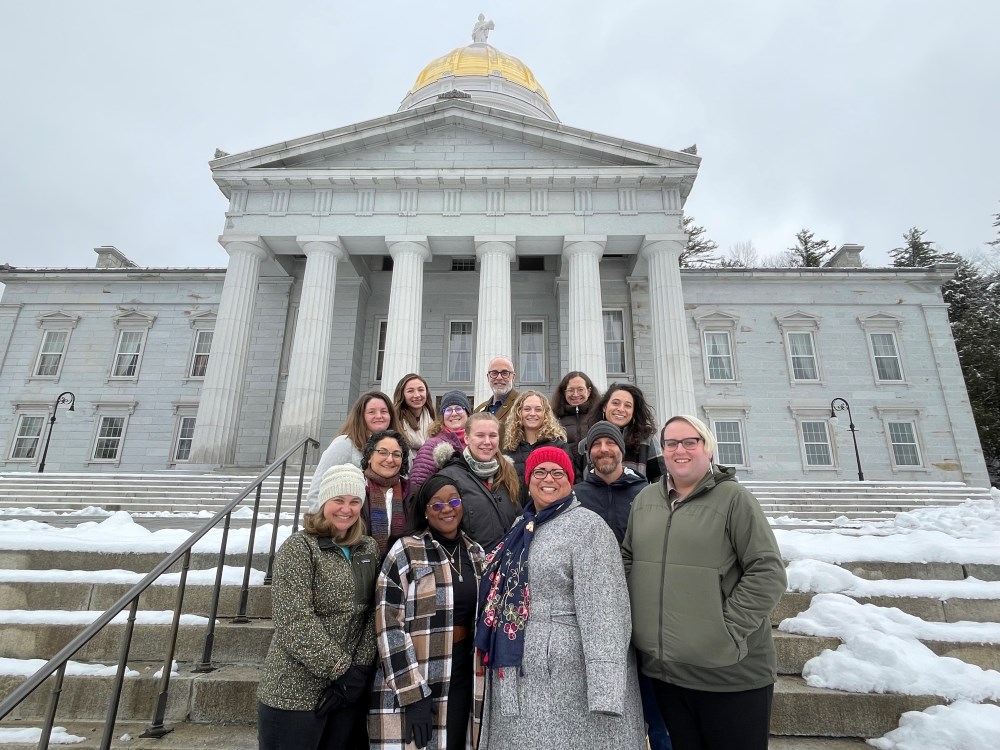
[475,446,645,750]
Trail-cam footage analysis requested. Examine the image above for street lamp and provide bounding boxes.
[38,391,76,473]
[830,396,864,481]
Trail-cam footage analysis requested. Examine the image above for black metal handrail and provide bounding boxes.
[0,437,318,748]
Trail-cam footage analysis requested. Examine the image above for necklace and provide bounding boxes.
[439,541,463,582]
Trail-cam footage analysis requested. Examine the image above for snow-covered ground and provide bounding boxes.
[0,488,997,748]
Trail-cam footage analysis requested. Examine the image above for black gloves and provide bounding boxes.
[315,664,372,716]
[334,664,371,703]
[404,695,434,749]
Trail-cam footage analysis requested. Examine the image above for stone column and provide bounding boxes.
[639,235,696,422]
[276,237,346,454]
[379,237,431,396]
[563,236,608,392]
[189,236,269,465]
[473,237,516,406]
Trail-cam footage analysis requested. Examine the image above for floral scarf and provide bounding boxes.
[474,494,575,670]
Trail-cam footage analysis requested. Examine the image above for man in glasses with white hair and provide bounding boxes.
[474,355,519,442]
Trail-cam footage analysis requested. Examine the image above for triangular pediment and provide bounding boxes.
[210,101,700,176]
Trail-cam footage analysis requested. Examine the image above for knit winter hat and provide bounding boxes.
[311,464,366,514]
[439,390,471,414]
[581,420,626,457]
[524,445,575,485]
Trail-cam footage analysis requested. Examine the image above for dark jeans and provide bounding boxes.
[650,679,773,750]
[446,638,474,750]
[638,671,672,750]
[257,699,368,750]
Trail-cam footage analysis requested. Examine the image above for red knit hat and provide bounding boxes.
[524,445,575,484]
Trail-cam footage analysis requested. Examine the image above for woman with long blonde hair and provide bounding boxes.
[502,390,570,503]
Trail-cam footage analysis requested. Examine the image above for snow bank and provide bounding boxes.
[0,511,292,554]
[0,726,84,744]
[780,593,1000,643]
[0,609,210,625]
[0,565,265,586]
[0,657,138,678]
[786,559,1000,599]
[867,701,1000,750]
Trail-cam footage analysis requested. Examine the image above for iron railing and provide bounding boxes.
[0,437,318,749]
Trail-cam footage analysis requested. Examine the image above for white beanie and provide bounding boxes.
[310,464,366,514]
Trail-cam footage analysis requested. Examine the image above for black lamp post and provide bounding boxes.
[830,397,864,481]
[38,391,76,473]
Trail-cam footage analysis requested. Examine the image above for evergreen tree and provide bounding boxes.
[678,214,720,268]
[890,227,939,267]
[785,229,833,267]
[941,253,1000,485]
[989,202,1000,248]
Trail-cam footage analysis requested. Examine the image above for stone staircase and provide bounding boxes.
[0,472,992,523]
[2,544,997,747]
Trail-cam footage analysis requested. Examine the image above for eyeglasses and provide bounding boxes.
[565,387,589,395]
[487,369,514,379]
[662,437,703,451]
[374,448,403,460]
[531,468,568,480]
[429,497,462,512]
[442,406,466,415]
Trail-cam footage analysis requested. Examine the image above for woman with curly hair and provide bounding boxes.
[392,373,436,450]
[502,390,570,503]
[360,429,411,560]
[306,391,402,512]
[591,383,664,482]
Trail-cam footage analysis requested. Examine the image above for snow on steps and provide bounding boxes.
[1,545,998,742]
[0,472,992,523]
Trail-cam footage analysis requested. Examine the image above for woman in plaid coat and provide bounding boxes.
[369,475,488,750]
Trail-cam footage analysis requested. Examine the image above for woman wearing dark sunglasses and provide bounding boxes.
[369,474,487,750]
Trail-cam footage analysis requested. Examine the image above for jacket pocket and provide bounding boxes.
[663,563,743,668]
[404,565,438,622]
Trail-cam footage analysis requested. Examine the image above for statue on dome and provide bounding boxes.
[472,13,494,43]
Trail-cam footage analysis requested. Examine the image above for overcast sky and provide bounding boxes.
[3,0,998,269]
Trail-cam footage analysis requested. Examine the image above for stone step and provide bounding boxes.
[0,620,273,665]
[774,630,1000,674]
[0,719,260,750]
[772,591,1000,624]
[0,721,871,750]
[0,668,945,738]
[0,550,275,574]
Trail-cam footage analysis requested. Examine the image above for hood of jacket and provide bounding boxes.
[582,465,648,490]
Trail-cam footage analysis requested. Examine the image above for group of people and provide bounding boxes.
[257,357,787,750]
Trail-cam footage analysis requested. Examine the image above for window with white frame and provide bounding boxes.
[777,311,822,383]
[447,321,474,382]
[704,331,735,381]
[858,312,907,384]
[373,320,388,382]
[603,310,627,374]
[111,330,145,378]
[173,416,197,462]
[519,320,545,383]
[189,330,213,378]
[787,332,819,381]
[869,332,904,381]
[9,414,45,460]
[887,421,921,466]
[800,420,833,466]
[92,416,126,461]
[34,330,69,377]
[694,310,740,384]
[713,420,746,467]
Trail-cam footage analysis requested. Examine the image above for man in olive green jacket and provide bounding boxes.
[622,415,786,750]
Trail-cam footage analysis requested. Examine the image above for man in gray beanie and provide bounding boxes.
[573,420,645,544]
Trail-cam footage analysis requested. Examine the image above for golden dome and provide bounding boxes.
[410,44,550,103]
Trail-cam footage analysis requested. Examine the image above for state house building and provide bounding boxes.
[0,24,989,486]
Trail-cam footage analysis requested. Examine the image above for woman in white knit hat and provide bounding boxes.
[257,463,380,750]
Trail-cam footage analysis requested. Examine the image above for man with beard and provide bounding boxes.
[572,420,647,544]
[474,355,518,441]
[573,419,672,750]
